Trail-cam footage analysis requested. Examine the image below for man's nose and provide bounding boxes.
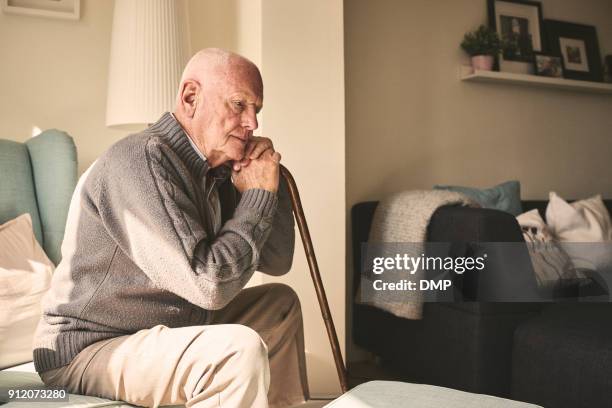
[241,107,258,131]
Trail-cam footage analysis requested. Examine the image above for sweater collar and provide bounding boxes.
[149,112,231,182]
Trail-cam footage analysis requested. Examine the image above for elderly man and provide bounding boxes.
[33,48,309,408]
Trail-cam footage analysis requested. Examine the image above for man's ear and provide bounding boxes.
[180,80,201,118]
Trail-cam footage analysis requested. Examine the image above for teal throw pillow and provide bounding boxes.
[434,180,522,215]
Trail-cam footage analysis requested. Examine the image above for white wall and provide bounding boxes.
[260,0,346,398]
[0,0,121,174]
[188,0,262,68]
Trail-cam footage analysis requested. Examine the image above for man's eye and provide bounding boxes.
[233,101,244,110]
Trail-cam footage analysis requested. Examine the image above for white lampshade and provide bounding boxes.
[106,0,191,127]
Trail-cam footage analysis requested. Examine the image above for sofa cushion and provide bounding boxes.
[325,381,541,407]
[0,139,43,246]
[25,130,78,265]
[434,181,522,216]
[546,192,612,271]
[546,192,612,242]
[512,305,612,408]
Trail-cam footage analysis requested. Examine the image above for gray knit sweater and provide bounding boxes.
[33,113,295,373]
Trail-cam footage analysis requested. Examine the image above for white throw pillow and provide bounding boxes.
[0,213,54,369]
[546,192,612,242]
[546,192,612,271]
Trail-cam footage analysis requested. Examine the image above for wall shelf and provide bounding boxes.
[460,66,612,95]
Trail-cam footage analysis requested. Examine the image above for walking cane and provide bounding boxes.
[280,165,349,393]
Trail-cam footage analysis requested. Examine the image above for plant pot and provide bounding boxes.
[471,55,494,71]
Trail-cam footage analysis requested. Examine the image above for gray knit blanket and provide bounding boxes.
[358,190,479,319]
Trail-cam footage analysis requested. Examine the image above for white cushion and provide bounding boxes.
[325,381,541,408]
[324,381,542,407]
[546,193,612,270]
[0,214,54,369]
[546,192,612,242]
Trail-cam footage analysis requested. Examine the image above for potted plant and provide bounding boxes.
[460,25,503,71]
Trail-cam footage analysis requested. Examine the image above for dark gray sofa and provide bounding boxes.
[350,200,612,407]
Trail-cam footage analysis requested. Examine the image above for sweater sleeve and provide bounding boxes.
[258,176,295,275]
[97,140,277,310]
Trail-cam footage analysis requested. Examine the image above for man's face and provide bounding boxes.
[192,65,263,167]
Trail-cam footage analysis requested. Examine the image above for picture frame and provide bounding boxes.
[544,20,603,82]
[1,0,80,20]
[533,52,564,78]
[488,0,545,74]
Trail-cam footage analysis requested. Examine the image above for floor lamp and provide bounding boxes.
[106,0,190,128]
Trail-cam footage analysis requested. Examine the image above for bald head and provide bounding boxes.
[175,48,262,107]
[173,48,264,168]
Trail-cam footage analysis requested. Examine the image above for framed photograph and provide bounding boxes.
[488,0,545,74]
[533,53,564,78]
[545,20,603,82]
[1,0,80,20]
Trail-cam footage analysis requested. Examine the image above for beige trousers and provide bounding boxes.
[39,283,309,408]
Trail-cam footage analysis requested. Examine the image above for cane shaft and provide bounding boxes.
[279,165,348,393]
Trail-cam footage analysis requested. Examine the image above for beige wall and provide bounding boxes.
[345,0,612,206]
[344,0,612,362]
[0,0,121,174]
[188,0,262,68]
[260,0,345,397]
[1,0,345,398]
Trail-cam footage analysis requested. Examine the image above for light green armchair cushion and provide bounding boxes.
[0,130,77,265]
[0,140,42,243]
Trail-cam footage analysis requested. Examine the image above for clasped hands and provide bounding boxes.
[231,136,281,194]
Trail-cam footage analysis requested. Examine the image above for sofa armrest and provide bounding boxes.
[352,201,379,297]
[427,205,525,243]
[427,205,541,301]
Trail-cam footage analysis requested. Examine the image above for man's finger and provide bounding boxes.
[244,139,257,159]
[250,141,274,160]
[244,136,268,158]
[271,151,281,163]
